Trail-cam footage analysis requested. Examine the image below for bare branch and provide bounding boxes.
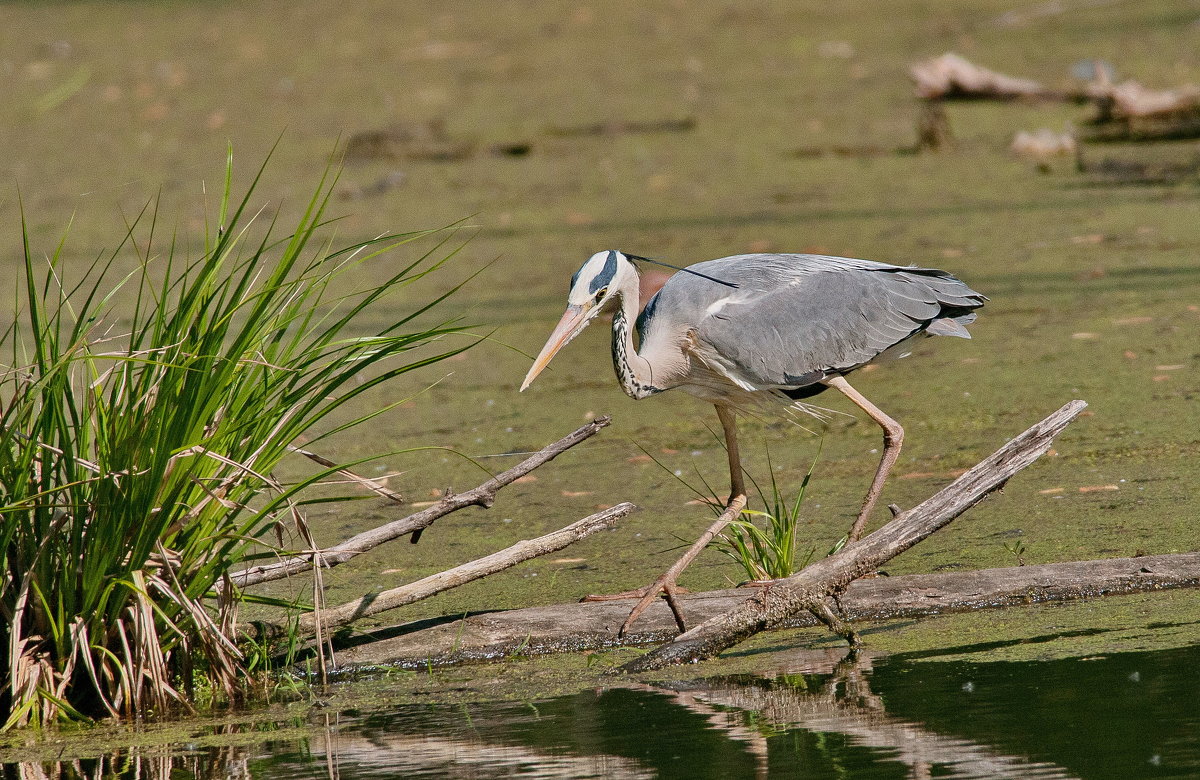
[229,416,612,589]
[911,53,1050,100]
[298,503,635,633]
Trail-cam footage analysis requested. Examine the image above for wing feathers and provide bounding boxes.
[680,254,984,390]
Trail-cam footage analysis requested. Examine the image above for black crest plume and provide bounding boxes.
[623,253,739,289]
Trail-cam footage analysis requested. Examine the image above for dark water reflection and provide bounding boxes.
[7,643,1199,779]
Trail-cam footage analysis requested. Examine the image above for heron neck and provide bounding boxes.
[611,287,659,399]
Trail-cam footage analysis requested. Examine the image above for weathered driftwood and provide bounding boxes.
[1093,80,1200,121]
[229,417,612,589]
[1085,79,1200,141]
[299,503,635,633]
[911,53,1050,101]
[622,400,1087,671]
[909,53,1200,141]
[1010,128,1077,166]
[330,551,1200,669]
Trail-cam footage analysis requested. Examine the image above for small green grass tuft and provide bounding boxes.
[718,444,824,583]
[640,436,827,584]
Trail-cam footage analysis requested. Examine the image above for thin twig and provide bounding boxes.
[288,444,406,505]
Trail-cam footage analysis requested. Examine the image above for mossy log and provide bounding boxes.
[331,551,1200,669]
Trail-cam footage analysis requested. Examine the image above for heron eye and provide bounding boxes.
[594,287,608,301]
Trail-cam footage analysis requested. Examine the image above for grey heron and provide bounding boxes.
[521,250,985,633]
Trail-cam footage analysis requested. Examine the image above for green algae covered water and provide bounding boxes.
[11,642,1198,779]
[3,2,1199,775]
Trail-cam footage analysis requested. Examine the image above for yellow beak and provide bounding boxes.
[520,303,593,391]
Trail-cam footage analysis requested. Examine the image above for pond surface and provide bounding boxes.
[12,642,1198,779]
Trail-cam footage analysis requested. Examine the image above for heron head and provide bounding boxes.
[520,250,637,391]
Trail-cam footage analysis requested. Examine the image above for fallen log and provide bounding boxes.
[1085,79,1200,141]
[623,400,1087,671]
[911,53,1051,101]
[229,417,612,589]
[330,552,1200,669]
[1092,80,1200,122]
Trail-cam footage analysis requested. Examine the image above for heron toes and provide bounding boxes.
[622,578,689,636]
[582,578,691,636]
[580,585,682,602]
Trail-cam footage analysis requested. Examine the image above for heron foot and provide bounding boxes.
[584,494,748,639]
[582,576,690,636]
[581,584,692,602]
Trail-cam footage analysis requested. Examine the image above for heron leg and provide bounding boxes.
[717,404,747,501]
[583,405,748,636]
[824,375,904,544]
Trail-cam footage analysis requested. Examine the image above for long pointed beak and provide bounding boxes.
[520,303,592,391]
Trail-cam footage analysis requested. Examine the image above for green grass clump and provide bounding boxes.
[649,437,827,584]
[0,149,475,728]
[718,446,824,583]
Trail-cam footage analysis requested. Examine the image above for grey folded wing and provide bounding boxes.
[693,262,985,389]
